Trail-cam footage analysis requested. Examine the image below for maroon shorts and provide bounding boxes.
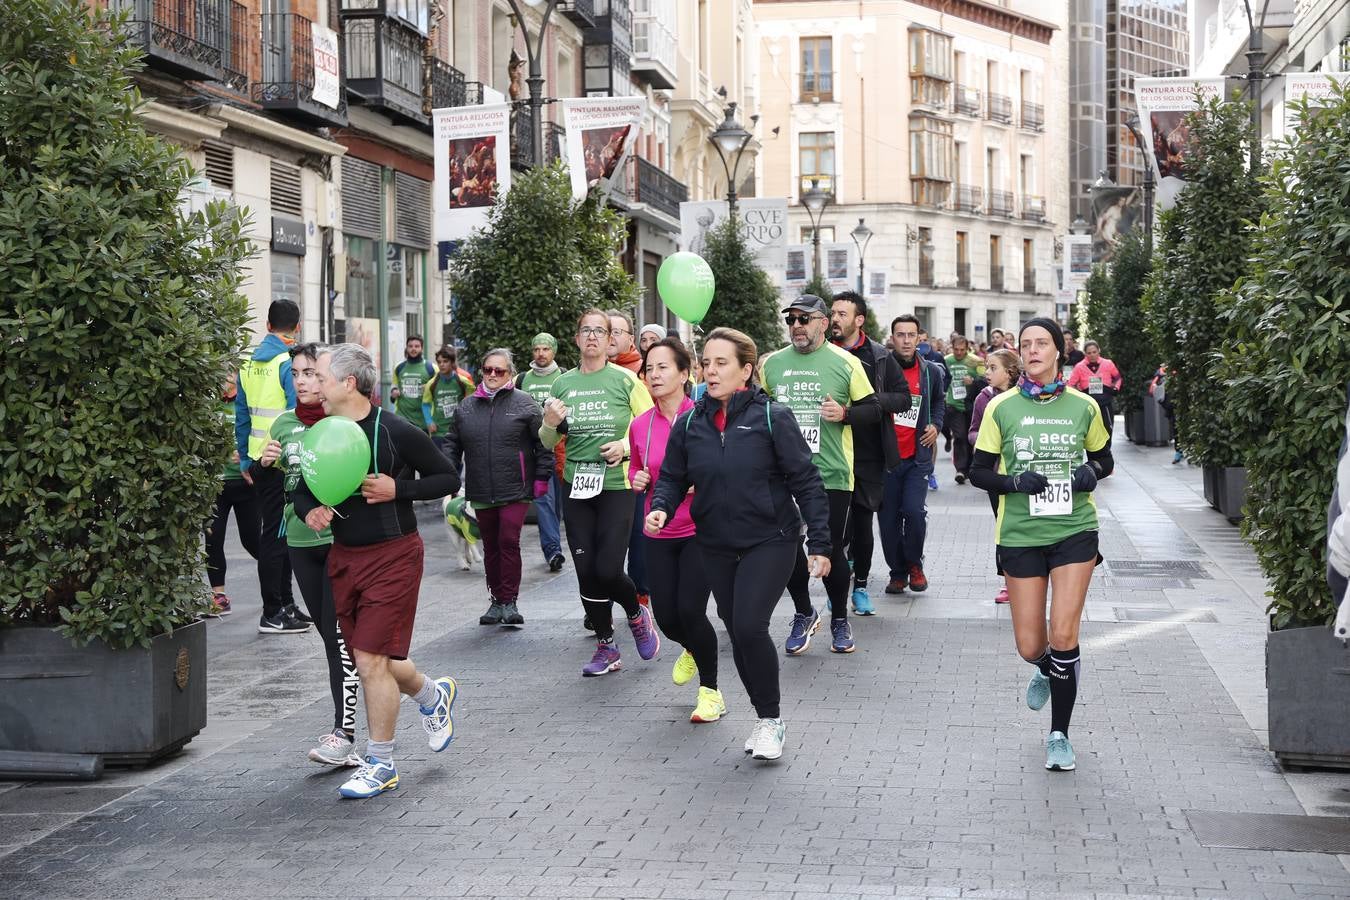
[328,531,425,660]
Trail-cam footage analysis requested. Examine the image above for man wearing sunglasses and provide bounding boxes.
[760,295,881,656]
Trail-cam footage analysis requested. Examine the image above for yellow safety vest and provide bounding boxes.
[238,351,289,460]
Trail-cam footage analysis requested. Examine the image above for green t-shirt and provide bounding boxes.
[220,398,243,480]
[945,353,985,412]
[973,387,1110,547]
[421,370,472,432]
[548,364,653,492]
[269,411,333,548]
[394,359,434,428]
[518,367,566,410]
[759,341,875,491]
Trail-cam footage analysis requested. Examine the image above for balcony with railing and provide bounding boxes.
[986,92,1012,124]
[1023,269,1037,294]
[953,184,983,213]
[343,14,428,124]
[1021,194,1046,222]
[631,0,677,90]
[612,155,688,222]
[919,256,935,287]
[431,57,467,110]
[1020,100,1044,132]
[953,84,980,117]
[464,81,485,105]
[512,105,535,169]
[988,188,1014,218]
[221,1,249,93]
[255,13,348,126]
[543,121,566,164]
[339,0,429,33]
[558,0,596,28]
[112,0,230,81]
[990,264,1005,292]
[956,261,971,288]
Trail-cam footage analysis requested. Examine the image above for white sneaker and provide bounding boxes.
[308,731,362,767]
[420,676,458,752]
[751,717,786,761]
[744,719,764,754]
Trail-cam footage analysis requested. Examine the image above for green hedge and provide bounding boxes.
[1079,263,1112,344]
[1100,229,1155,416]
[0,0,253,647]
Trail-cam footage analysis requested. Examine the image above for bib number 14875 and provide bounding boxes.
[1030,480,1072,516]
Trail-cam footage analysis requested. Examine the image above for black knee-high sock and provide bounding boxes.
[1026,647,1051,676]
[1048,645,1080,734]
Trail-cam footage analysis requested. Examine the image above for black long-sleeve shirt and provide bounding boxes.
[292,405,457,547]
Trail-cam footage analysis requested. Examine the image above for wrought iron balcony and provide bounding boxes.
[988,188,1015,218]
[512,105,534,169]
[430,57,467,110]
[953,184,983,213]
[543,121,566,164]
[464,81,485,105]
[986,92,1013,123]
[957,262,971,288]
[1021,101,1044,131]
[1023,269,1037,294]
[558,0,596,28]
[344,15,427,125]
[953,84,980,117]
[255,13,348,127]
[112,0,230,81]
[990,264,1005,292]
[633,156,687,220]
[221,1,249,93]
[1021,194,1047,222]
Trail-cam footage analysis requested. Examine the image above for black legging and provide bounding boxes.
[205,477,260,587]
[563,485,640,641]
[788,489,853,619]
[645,536,717,689]
[848,501,875,588]
[252,465,294,617]
[948,407,973,477]
[290,543,358,736]
[703,535,798,719]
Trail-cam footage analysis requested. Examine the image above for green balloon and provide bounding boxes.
[299,416,369,507]
[657,251,716,324]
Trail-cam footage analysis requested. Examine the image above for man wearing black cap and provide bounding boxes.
[828,291,911,616]
[760,295,881,655]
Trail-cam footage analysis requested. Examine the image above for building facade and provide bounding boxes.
[753,0,1066,340]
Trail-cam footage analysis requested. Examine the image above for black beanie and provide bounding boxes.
[1020,317,1067,371]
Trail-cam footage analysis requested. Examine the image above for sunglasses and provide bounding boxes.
[481,366,510,377]
[784,314,822,327]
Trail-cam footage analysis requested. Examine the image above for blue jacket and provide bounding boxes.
[235,334,297,470]
[893,351,947,475]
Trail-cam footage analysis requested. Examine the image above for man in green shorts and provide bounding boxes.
[760,295,880,655]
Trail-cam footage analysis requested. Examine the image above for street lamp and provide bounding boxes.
[1240,0,1272,173]
[709,102,754,216]
[850,217,873,294]
[1124,114,1155,253]
[505,0,557,167]
[800,178,831,283]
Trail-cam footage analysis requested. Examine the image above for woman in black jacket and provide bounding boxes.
[443,349,554,627]
[647,327,831,763]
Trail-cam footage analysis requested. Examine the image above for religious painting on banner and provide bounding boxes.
[561,97,646,203]
[1090,185,1141,261]
[1134,77,1225,209]
[433,104,512,244]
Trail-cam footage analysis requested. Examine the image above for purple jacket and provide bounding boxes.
[968,385,998,448]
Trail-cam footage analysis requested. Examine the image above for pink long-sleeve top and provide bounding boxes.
[1067,357,1123,394]
[628,396,697,540]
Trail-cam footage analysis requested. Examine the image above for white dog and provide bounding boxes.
[442,495,483,572]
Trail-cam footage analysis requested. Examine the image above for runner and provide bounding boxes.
[607,310,649,608]
[966,348,1022,605]
[917,326,948,491]
[880,315,946,596]
[629,337,723,723]
[390,335,435,430]
[969,318,1113,772]
[516,333,568,571]
[540,309,660,676]
[760,295,880,656]
[944,335,985,484]
[440,349,553,627]
[638,323,667,356]
[422,345,474,455]
[256,343,361,767]
[292,344,460,799]
[1067,340,1123,436]
[828,291,911,617]
[647,327,831,761]
[1063,330,1085,367]
[205,370,259,616]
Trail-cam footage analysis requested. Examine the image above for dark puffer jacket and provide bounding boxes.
[442,384,554,505]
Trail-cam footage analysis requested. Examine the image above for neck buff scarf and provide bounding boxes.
[530,360,560,377]
[295,400,326,426]
[1018,372,1066,401]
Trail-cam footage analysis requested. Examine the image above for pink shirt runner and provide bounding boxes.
[629,396,697,540]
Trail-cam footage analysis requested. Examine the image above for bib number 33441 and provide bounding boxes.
[570,462,606,500]
[1030,480,1072,517]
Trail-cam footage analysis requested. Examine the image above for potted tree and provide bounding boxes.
[1219,82,1350,768]
[0,1,251,763]
[1099,230,1161,445]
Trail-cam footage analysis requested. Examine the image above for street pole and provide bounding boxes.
[710,103,754,219]
[800,179,831,286]
[813,227,822,285]
[1243,0,1268,173]
[850,217,872,294]
[1142,161,1155,254]
[506,0,557,167]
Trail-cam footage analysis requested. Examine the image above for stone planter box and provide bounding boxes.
[1268,624,1350,770]
[1218,465,1247,524]
[0,619,207,766]
[1140,393,1172,446]
[1203,465,1222,510]
[1125,408,1146,444]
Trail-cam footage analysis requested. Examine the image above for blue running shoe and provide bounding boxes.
[1045,731,1076,771]
[338,756,398,799]
[420,676,458,752]
[830,618,855,653]
[851,587,875,616]
[784,608,820,656]
[1026,670,1050,711]
[927,473,939,491]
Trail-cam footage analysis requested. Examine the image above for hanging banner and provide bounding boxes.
[822,242,855,292]
[679,198,788,278]
[1284,72,1350,131]
[1134,77,1226,209]
[561,97,646,203]
[1062,234,1093,292]
[1090,185,1142,261]
[311,24,341,109]
[433,103,512,244]
[784,244,809,288]
[865,268,888,301]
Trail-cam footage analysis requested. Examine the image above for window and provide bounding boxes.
[910,115,952,207]
[799,131,835,196]
[345,236,379,320]
[909,28,951,109]
[387,245,425,339]
[800,36,832,101]
[800,225,834,243]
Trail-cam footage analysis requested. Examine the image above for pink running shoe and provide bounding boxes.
[994,586,1010,604]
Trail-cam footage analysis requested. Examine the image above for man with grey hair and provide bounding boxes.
[293,343,462,800]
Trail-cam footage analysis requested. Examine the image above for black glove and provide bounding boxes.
[1072,463,1099,494]
[1010,471,1049,495]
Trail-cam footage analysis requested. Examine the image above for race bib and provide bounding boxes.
[1030,479,1073,517]
[797,414,821,453]
[893,395,922,429]
[952,383,967,400]
[570,462,606,499]
[1088,377,1103,395]
[438,395,457,417]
